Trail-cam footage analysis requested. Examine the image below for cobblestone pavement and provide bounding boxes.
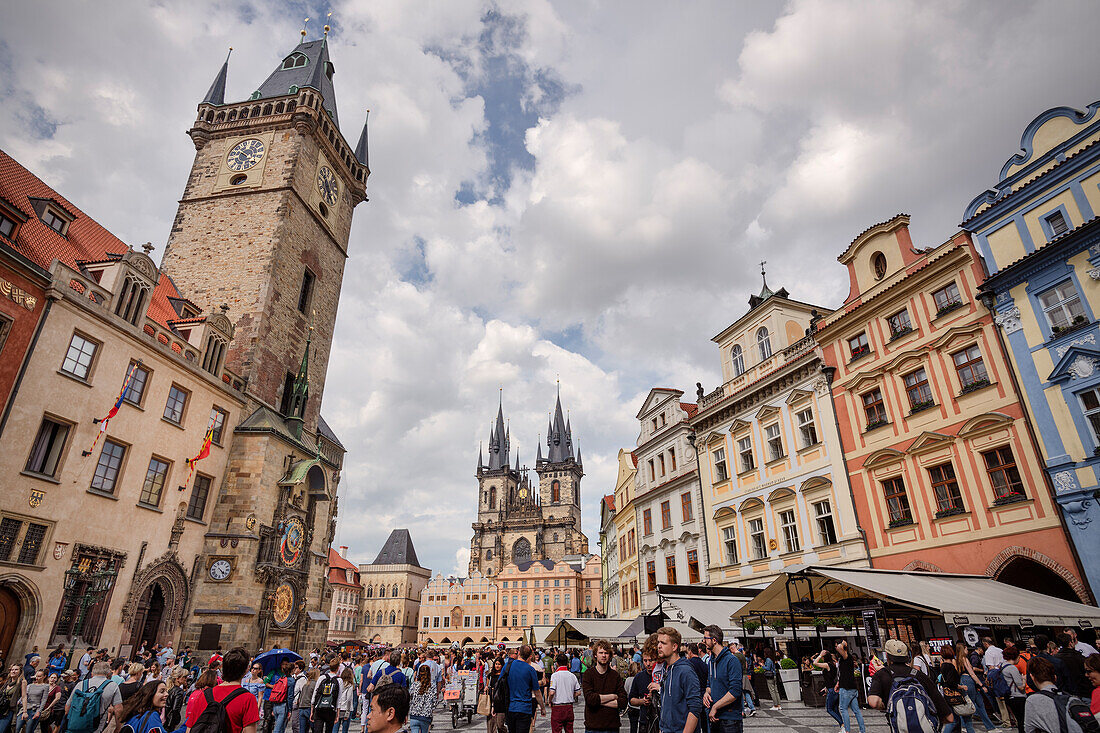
[352,700,894,733]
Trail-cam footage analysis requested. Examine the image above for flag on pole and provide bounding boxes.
[182,424,214,489]
[84,361,139,455]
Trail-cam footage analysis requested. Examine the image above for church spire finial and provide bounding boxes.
[201,47,232,106]
[301,17,309,41]
[760,260,768,289]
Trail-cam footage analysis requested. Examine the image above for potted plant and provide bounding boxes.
[769,619,786,634]
[835,615,854,630]
[744,620,760,634]
[778,656,801,701]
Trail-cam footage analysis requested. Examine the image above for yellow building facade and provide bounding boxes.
[612,449,640,618]
[691,282,869,588]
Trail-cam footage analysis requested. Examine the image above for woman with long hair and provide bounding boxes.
[35,674,63,733]
[0,665,23,733]
[163,667,189,732]
[1084,653,1100,717]
[293,669,319,733]
[336,668,355,733]
[145,663,161,686]
[408,666,437,733]
[939,647,976,733]
[485,656,505,733]
[760,648,781,711]
[118,680,168,733]
[953,642,998,732]
[188,668,218,698]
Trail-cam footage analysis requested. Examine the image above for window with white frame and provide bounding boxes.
[779,509,799,553]
[1038,281,1087,332]
[722,526,738,564]
[1079,388,1100,445]
[748,518,766,560]
[813,500,838,545]
[61,333,98,380]
[756,327,771,360]
[1045,210,1070,237]
[737,436,754,472]
[765,423,784,461]
[933,282,962,313]
[797,408,817,447]
[731,345,744,376]
[712,447,728,482]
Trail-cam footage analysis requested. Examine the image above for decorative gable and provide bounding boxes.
[1047,345,1100,384]
[729,418,752,434]
[635,388,681,419]
[929,322,984,351]
[906,431,955,456]
[786,389,813,405]
[863,448,905,469]
[755,404,781,422]
[957,412,1015,439]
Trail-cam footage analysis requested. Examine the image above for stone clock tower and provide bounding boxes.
[164,37,370,652]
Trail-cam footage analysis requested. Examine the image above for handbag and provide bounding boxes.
[952,694,976,718]
[476,693,490,716]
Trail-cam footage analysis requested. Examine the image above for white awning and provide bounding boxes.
[545,618,635,645]
[660,591,756,632]
[736,566,1100,628]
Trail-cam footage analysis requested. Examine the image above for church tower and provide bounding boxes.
[536,389,587,556]
[169,36,370,653]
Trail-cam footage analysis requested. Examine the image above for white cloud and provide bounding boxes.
[5,0,1100,576]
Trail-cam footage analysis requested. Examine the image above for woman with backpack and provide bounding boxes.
[408,666,437,733]
[268,661,294,733]
[939,647,977,733]
[0,666,23,733]
[485,657,505,733]
[999,648,1026,733]
[293,669,319,733]
[117,680,168,733]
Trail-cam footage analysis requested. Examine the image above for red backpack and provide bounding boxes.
[270,677,288,703]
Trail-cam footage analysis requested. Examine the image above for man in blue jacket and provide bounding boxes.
[701,626,742,733]
[647,627,701,733]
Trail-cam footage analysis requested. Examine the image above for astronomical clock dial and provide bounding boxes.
[226,139,265,171]
[316,166,339,206]
[208,559,232,581]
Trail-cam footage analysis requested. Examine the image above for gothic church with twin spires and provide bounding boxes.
[469,392,589,576]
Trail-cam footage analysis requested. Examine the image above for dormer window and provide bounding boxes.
[324,61,335,80]
[114,275,151,326]
[281,53,308,70]
[29,199,74,237]
[42,209,66,233]
[0,212,17,239]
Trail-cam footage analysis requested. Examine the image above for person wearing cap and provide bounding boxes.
[868,639,953,728]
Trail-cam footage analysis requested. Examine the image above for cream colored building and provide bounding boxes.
[358,529,430,645]
[611,450,640,619]
[0,158,245,657]
[635,391,705,610]
[690,280,869,588]
[418,571,499,645]
[598,495,618,617]
[327,547,362,642]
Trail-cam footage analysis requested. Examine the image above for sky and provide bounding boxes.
[3,0,1100,578]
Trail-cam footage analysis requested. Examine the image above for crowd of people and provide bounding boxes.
[0,625,1096,733]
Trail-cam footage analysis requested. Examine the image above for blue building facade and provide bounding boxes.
[964,100,1100,601]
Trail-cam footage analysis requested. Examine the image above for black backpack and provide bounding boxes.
[1037,689,1100,733]
[492,661,512,712]
[190,687,249,733]
[314,674,340,712]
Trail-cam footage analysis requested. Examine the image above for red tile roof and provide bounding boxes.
[0,150,186,331]
[680,402,698,418]
[603,494,615,512]
[327,547,361,587]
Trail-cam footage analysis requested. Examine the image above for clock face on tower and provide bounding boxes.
[317,166,339,206]
[209,559,232,581]
[226,139,265,171]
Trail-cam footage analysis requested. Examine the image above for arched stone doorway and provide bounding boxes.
[129,583,167,652]
[0,575,40,660]
[995,556,1079,602]
[0,587,19,658]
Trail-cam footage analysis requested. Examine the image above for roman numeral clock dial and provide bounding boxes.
[226,138,265,171]
[317,166,339,207]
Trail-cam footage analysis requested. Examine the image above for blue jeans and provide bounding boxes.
[14,710,37,733]
[961,674,997,731]
[336,714,351,733]
[410,716,432,733]
[838,688,865,733]
[716,720,743,733]
[297,709,311,733]
[825,689,843,726]
[742,689,755,712]
[272,703,288,733]
[0,712,13,733]
[943,715,977,733]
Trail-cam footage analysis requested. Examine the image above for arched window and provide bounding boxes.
[513,537,531,562]
[376,610,383,625]
[389,610,397,625]
[489,487,496,509]
[487,549,493,560]
[756,327,771,360]
[392,584,399,597]
[731,345,744,376]
[379,584,387,598]
[281,53,308,70]
[873,252,887,279]
[366,585,373,598]
[551,480,560,503]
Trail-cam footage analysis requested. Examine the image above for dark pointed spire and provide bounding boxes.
[202,48,232,106]
[354,110,370,168]
[547,386,574,463]
[254,37,340,126]
[514,445,520,471]
[576,443,582,466]
[536,433,543,462]
[477,442,484,471]
[487,395,509,471]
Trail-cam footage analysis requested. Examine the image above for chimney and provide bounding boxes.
[339,546,348,558]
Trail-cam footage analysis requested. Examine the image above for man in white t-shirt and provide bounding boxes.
[1064,627,1099,657]
[548,653,581,733]
[981,637,1005,670]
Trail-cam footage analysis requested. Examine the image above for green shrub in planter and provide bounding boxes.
[779,657,798,669]
[769,620,786,633]
[744,621,760,633]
